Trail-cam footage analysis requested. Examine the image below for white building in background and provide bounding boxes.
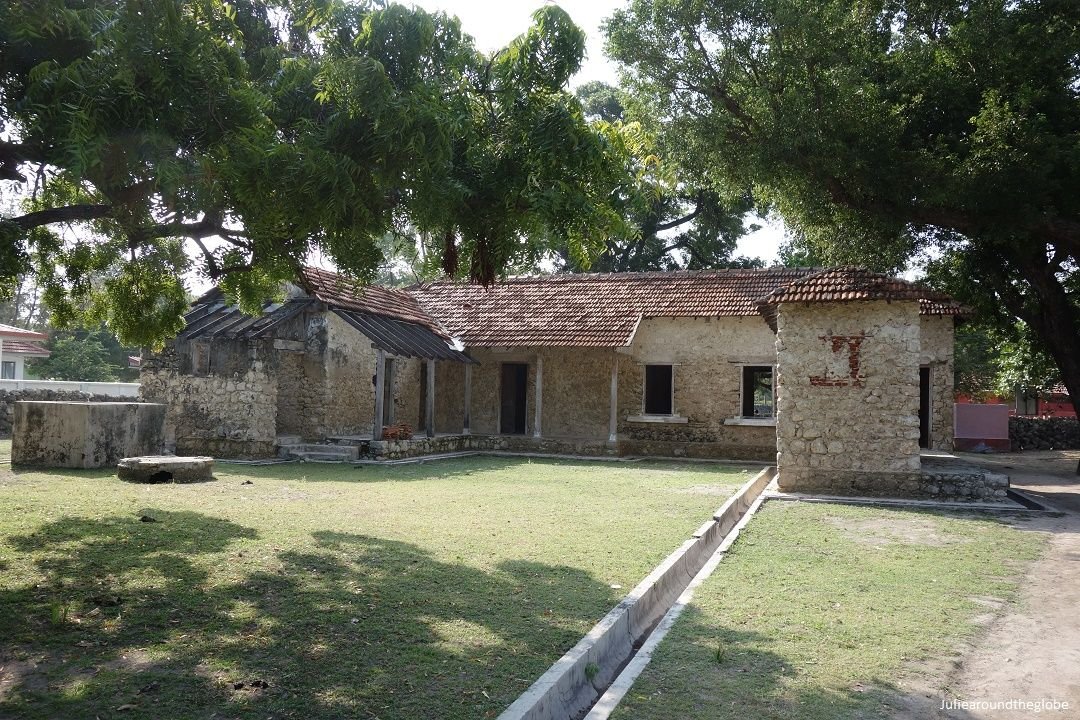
[0,323,50,380]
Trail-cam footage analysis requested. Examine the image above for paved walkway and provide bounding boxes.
[928,451,1080,719]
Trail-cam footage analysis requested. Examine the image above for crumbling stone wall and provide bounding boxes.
[274,313,330,439]
[140,342,277,458]
[776,300,922,493]
[920,316,955,451]
[0,389,134,437]
[320,312,378,437]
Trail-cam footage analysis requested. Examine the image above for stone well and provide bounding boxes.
[117,456,214,483]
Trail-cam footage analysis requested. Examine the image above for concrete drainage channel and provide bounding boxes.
[497,466,777,720]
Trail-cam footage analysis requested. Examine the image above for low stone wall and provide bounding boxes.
[361,433,775,462]
[0,389,135,437]
[1010,416,1080,450]
[778,457,1009,502]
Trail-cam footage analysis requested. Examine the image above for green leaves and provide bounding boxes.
[1,1,645,345]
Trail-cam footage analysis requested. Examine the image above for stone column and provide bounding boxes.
[373,349,385,437]
[775,299,921,495]
[463,362,472,435]
[608,356,619,443]
[425,358,436,438]
[533,354,543,438]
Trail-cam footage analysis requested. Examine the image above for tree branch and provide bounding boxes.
[7,204,114,230]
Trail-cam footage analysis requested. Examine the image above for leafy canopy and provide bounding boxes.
[1,0,648,345]
[606,0,1080,415]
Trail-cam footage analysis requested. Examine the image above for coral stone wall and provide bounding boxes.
[274,313,330,439]
[920,316,956,451]
[442,317,778,459]
[618,317,777,460]
[463,348,538,436]
[140,342,277,458]
[319,312,379,437]
[775,300,922,493]
[434,360,467,433]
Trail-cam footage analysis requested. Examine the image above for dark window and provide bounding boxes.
[644,364,674,415]
[1,361,14,380]
[741,366,774,417]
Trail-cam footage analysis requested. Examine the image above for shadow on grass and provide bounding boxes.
[0,510,617,719]
[217,454,758,483]
[620,604,981,720]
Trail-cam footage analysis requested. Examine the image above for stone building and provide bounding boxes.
[142,265,971,496]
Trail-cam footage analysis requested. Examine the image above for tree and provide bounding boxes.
[558,80,761,272]
[606,0,1080,441]
[1,0,644,346]
[31,332,120,381]
[954,321,1060,401]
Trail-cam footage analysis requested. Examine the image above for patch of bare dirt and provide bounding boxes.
[889,452,1080,719]
[827,515,967,547]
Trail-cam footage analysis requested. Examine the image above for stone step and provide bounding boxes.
[292,451,357,463]
[280,444,359,462]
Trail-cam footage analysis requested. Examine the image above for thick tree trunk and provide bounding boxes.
[1014,253,1080,474]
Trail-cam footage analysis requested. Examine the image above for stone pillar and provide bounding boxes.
[373,349,385,438]
[775,300,921,495]
[608,357,619,443]
[463,362,472,435]
[533,354,543,438]
[425,358,436,438]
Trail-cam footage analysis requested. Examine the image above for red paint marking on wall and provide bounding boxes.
[809,333,866,388]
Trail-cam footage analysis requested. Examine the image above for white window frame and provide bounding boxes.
[739,364,776,420]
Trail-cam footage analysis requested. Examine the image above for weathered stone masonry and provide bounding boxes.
[776,300,923,494]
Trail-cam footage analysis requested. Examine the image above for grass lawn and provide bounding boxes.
[610,501,1047,720]
[0,455,751,719]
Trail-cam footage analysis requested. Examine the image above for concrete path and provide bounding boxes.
[916,451,1080,719]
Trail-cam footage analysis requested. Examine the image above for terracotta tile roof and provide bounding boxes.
[756,267,965,330]
[1,340,50,356]
[0,323,47,340]
[409,268,821,347]
[758,267,953,306]
[298,267,448,337]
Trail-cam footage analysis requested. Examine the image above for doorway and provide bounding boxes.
[500,363,528,434]
[919,366,931,449]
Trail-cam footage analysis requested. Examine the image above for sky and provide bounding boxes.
[410,0,786,266]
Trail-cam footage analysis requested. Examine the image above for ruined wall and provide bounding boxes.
[920,316,955,451]
[775,300,922,494]
[320,312,378,437]
[274,313,330,439]
[140,342,277,458]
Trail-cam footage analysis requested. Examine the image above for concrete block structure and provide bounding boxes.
[12,401,165,468]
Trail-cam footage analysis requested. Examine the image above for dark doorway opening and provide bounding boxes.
[919,366,931,449]
[500,363,528,435]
